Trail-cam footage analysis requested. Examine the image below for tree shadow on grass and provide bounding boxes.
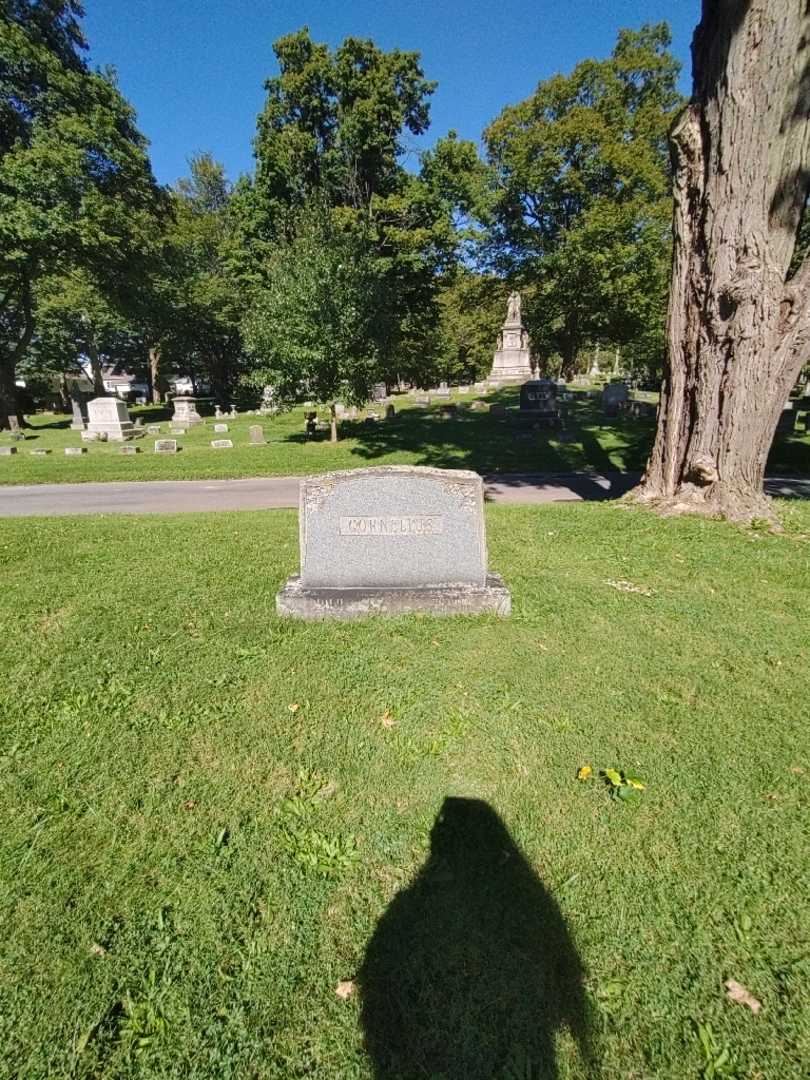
[359,798,597,1080]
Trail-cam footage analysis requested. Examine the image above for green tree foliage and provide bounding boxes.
[243,28,483,401]
[435,271,508,383]
[484,24,681,376]
[243,210,385,439]
[0,0,164,424]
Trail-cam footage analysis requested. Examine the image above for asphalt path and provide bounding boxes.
[0,473,808,518]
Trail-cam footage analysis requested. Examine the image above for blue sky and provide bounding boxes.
[84,0,699,188]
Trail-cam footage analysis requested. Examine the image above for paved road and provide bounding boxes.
[0,473,807,518]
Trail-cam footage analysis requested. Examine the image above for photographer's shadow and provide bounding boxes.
[359,798,596,1080]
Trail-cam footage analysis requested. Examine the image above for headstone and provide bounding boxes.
[371,382,388,404]
[211,439,233,449]
[170,427,187,435]
[81,429,108,442]
[489,292,534,383]
[214,423,229,433]
[458,385,470,394]
[86,397,135,440]
[172,397,204,426]
[147,425,160,435]
[134,417,143,428]
[385,404,396,420]
[30,448,51,455]
[229,405,238,418]
[414,395,430,407]
[489,403,507,417]
[119,445,139,454]
[520,379,558,417]
[69,397,86,430]
[154,439,178,453]
[249,424,266,444]
[434,382,451,399]
[0,446,17,456]
[601,381,629,417]
[64,447,87,455]
[276,466,511,620]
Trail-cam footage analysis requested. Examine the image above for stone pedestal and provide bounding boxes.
[86,397,135,440]
[171,397,205,426]
[489,292,535,384]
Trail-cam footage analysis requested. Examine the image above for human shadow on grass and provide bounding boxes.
[359,798,597,1080]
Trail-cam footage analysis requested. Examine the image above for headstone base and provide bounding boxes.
[276,573,511,621]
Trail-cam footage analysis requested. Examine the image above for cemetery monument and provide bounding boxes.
[85,397,136,440]
[277,466,511,620]
[488,292,535,384]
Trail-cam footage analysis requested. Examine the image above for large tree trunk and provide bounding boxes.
[0,271,33,429]
[87,340,105,396]
[632,1,810,524]
[148,343,165,404]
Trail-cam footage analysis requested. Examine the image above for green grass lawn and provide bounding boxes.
[1,502,808,1078]
[3,388,808,485]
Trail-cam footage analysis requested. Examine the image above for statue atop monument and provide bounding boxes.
[488,291,535,385]
[506,291,522,324]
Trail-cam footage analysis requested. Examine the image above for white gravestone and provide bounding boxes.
[86,397,135,440]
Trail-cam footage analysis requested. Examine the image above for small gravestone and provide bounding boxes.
[434,382,451,399]
[86,397,135,440]
[249,425,266,444]
[371,382,388,403]
[489,403,507,417]
[147,425,160,435]
[170,427,187,435]
[154,439,177,453]
[30,448,51,455]
[0,446,17,456]
[214,423,229,433]
[119,445,139,454]
[413,394,430,407]
[277,466,510,620]
[65,447,87,455]
[385,404,396,420]
[211,439,233,449]
[69,397,86,430]
[134,417,143,428]
[458,385,470,393]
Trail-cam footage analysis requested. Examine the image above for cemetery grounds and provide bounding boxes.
[0,491,808,1078]
[1,385,809,484]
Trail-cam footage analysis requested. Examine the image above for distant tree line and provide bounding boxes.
[1,2,683,430]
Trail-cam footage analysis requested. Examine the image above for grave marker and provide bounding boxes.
[277,466,510,619]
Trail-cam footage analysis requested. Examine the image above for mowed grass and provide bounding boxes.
[1,502,809,1078]
[3,388,808,485]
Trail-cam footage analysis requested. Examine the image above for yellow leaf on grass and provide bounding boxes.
[288,703,300,713]
[576,765,593,781]
[335,980,355,1000]
[380,710,396,729]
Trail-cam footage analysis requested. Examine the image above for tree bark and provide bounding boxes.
[631,1,810,524]
[87,339,105,396]
[330,401,339,443]
[0,271,34,429]
[148,343,165,404]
